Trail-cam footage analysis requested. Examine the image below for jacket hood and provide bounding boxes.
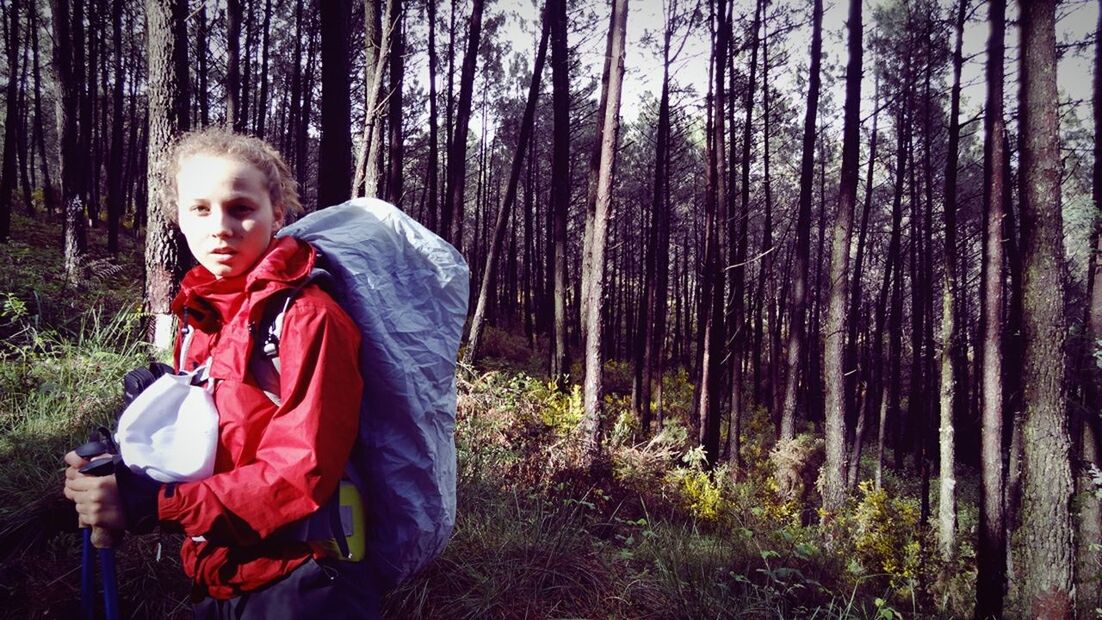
[172,237,316,332]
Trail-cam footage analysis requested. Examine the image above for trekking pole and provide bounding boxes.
[80,529,93,620]
[75,436,122,620]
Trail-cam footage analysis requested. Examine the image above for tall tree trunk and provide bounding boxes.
[548,0,570,386]
[876,96,910,489]
[16,26,33,216]
[637,1,682,435]
[755,2,776,419]
[353,0,386,198]
[241,0,253,132]
[465,11,549,364]
[0,0,22,242]
[977,1,1008,614]
[256,0,271,137]
[728,0,761,472]
[144,0,187,350]
[51,0,86,279]
[581,0,628,469]
[386,0,404,206]
[847,72,879,491]
[317,0,353,209]
[580,5,616,348]
[29,1,56,217]
[441,0,485,251]
[197,3,209,126]
[105,0,125,254]
[821,0,861,515]
[82,0,98,228]
[1077,1,1102,611]
[696,0,729,465]
[1011,0,1076,615]
[226,0,242,130]
[286,0,302,162]
[779,0,823,442]
[936,0,967,563]
[426,0,440,231]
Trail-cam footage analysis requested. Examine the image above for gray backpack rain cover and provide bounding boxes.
[276,197,468,587]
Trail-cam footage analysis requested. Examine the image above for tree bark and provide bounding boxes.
[105,0,125,254]
[226,0,242,130]
[29,1,55,217]
[581,0,628,469]
[696,0,729,465]
[548,0,569,386]
[821,0,862,515]
[1011,0,1076,615]
[144,0,187,350]
[386,0,404,205]
[0,0,22,242]
[977,1,1008,614]
[847,72,878,491]
[779,0,823,442]
[256,0,271,137]
[728,0,762,473]
[317,0,353,209]
[937,0,966,563]
[50,0,86,280]
[1077,1,1102,611]
[425,0,440,231]
[352,0,389,198]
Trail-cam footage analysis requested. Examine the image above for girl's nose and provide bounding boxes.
[211,208,235,238]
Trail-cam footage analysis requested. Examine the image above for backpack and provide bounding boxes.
[256,197,469,589]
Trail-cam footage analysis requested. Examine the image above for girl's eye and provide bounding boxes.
[189,204,210,215]
[230,203,255,217]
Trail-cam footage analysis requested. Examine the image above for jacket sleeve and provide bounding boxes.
[156,299,363,544]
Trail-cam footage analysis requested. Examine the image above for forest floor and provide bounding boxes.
[0,214,982,619]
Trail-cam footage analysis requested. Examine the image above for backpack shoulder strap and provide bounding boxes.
[250,268,332,406]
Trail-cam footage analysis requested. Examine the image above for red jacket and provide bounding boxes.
[160,237,362,599]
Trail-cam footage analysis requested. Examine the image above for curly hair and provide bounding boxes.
[167,128,303,222]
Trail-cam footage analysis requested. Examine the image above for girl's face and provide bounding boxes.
[176,153,284,279]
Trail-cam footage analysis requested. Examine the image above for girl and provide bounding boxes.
[63,129,377,618]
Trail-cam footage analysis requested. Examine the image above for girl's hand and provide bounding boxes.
[63,450,127,545]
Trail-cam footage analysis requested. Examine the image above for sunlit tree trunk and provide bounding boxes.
[1010,0,1075,615]
[821,0,861,515]
[937,0,966,563]
[977,3,1008,611]
[847,72,878,491]
[581,0,628,468]
[1077,2,1102,611]
[144,0,188,350]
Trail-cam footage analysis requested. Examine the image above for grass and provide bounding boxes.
[0,214,972,619]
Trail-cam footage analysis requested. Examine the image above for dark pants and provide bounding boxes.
[192,559,381,620]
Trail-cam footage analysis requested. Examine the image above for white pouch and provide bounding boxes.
[115,366,219,483]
